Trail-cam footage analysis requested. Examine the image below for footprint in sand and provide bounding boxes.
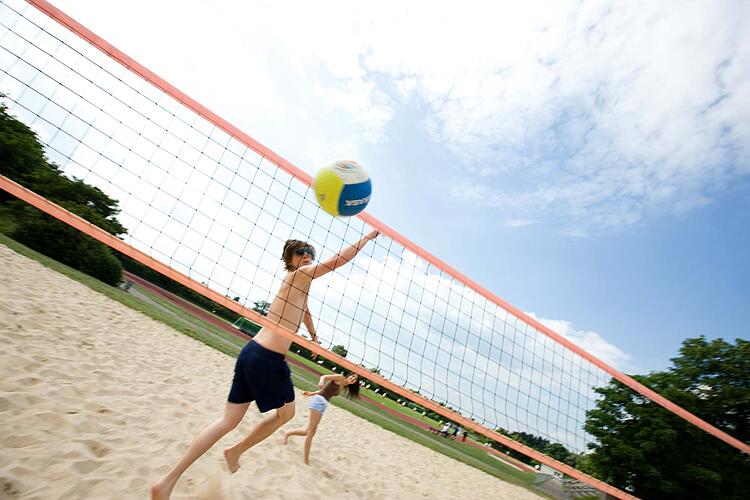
[72,459,102,474]
[14,377,41,386]
[2,434,38,448]
[0,477,21,498]
[0,396,16,412]
[194,466,238,500]
[34,410,68,430]
[84,440,111,458]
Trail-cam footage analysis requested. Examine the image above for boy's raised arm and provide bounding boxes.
[298,230,379,279]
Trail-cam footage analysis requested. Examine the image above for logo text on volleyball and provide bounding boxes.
[345,196,370,207]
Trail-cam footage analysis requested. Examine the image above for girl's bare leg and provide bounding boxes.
[223,401,295,473]
[303,409,322,465]
[151,402,249,500]
[283,428,308,444]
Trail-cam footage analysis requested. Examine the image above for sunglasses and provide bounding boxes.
[294,246,315,259]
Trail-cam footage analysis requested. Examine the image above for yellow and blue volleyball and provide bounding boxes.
[313,160,372,217]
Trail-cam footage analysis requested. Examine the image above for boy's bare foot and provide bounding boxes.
[283,432,290,445]
[223,447,241,474]
[151,478,175,500]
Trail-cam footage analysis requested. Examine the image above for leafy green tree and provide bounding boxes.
[543,442,576,466]
[0,99,57,203]
[332,345,348,358]
[11,207,122,285]
[584,336,750,499]
[1,99,125,284]
[483,428,577,466]
[0,101,125,236]
[252,300,271,316]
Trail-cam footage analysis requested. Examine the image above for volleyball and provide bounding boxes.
[313,160,372,217]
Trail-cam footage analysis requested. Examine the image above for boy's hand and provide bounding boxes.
[366,229,380,240]
[302,391,314,397]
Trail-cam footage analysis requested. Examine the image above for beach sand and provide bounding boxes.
[0,242,541,499]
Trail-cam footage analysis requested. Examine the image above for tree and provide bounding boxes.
[584,336,750,500]
[543,443,575,466]
[485,428,578,466]
[0,98,58,204]
[0,101,125,236]
[1,100,125,285]
[332,345,348,358]
[10,208,122,285]
[252,300,271,316]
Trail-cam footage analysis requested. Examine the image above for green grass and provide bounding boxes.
[0,232,547,497]
[127,282,246,353]
[287,349,443,427]
[331,394,538,489]
[358,387,443,427]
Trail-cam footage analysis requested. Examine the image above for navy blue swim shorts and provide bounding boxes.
[228,341,295,412]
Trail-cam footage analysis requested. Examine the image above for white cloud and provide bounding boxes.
[274,1,750,229]
[397,1,750,228]
[268,1,750,229]
[317,79,393,144]
[505,219,535,228]
[395,77,418,100]
[558,227,591,240]
[450,181,493,204]
[526,313,631,371]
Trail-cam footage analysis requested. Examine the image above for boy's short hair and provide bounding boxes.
[282,239,315,271]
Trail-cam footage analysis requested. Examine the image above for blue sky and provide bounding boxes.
[48,0,750,375]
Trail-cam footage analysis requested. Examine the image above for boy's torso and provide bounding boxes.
[254,270,311,354]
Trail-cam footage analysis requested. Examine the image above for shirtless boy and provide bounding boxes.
[151,230,379,499]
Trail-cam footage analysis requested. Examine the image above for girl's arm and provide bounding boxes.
[298,230,379,279]
[302,390,320,397]
[318,374,346,388]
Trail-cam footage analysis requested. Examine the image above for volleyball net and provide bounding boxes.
[1,2,747,498]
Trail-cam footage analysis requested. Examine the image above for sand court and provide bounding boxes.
[0,242,540,499]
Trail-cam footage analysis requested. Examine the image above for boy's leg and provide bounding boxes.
[303,409,322,465]
[223,401,295,473]
[151,402,249,499]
